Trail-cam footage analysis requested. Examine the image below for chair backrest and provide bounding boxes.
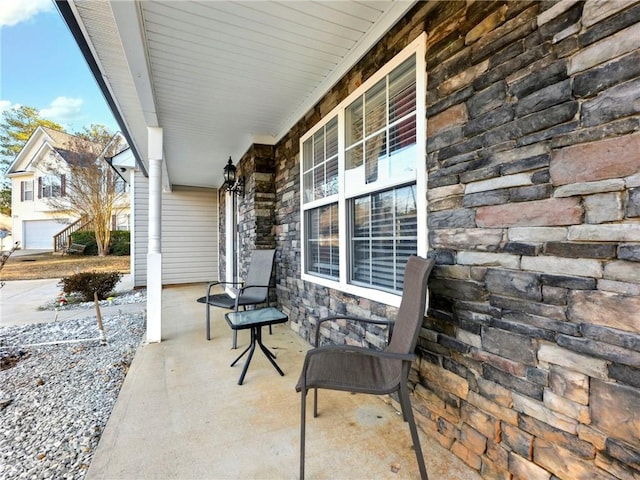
[386,256,435,355]
[241,249,276,302]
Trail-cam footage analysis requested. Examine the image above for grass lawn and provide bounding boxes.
[1,252,130,281]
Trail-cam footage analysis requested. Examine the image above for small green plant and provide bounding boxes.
[58,271,122,302]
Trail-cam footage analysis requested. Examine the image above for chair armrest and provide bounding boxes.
[206,280,243,297]
[237,283,273,292]
[314,315,395,347]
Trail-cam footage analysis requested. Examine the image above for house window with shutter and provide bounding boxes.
[39,175,64,198]
[299,34,426,304]
[21,180,34,201]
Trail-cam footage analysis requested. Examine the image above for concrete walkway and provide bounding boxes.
[87,284,482,480]
[0,275,143,327]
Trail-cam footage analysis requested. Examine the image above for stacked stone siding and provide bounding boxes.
[218,144,276,280]
[262,1,640,478]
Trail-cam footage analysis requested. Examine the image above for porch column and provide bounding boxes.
[146,127,163,343]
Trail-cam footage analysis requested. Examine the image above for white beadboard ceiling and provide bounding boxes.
[63,0,417,189]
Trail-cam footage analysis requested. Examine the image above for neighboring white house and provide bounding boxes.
[6,126,131,250]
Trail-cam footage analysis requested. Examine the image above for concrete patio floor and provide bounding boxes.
[88,283,482,480]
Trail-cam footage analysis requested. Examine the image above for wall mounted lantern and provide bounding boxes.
[223,157,244,197]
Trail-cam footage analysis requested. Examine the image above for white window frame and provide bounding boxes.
[300,33,427,308]
[41,174,62,198]
[21,180,34,201]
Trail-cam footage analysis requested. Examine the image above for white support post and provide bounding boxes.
[146,127,163,343]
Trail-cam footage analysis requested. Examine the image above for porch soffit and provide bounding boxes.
[65,0,417,189]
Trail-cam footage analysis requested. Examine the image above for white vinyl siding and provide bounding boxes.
[132,172,218,287]
[133,171,148,287]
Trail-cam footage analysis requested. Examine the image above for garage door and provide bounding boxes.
[23,220,64,249]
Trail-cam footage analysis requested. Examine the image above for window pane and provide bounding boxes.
[371,190,393,236]
[389,56,416,123]
[352,240,371,284]
[306,204,339,279]
[365,131,386,184]
[395,240,416,290]
[349,184,417,293]
[326,156,338,196]
[345,144,363,171]
[314,165,324,200]
[303,139,313,171]
[371,239,394,288]
[365,79,386,136]
[395,185,417,236]
[389,116,416,155]
[313,130,324,167]
[326,117,338,158]
[303,171,314,203]
[346,97,363,146]
[353,196,370,237]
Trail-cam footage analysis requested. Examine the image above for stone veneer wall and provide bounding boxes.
[272,1,640,479]
[218,144,276,280]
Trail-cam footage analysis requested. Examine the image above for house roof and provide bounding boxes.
[6,126,101,174]
[57,0,419,189]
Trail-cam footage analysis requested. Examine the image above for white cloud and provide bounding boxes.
[40,96,84,123]
[0,100,20,114]
[0,0,53,27]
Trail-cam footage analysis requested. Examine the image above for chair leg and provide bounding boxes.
[232,330,238,349]
[206,304,211,340]
[300,388,307,480]
[399,382,428,480]
[313,388,319,418]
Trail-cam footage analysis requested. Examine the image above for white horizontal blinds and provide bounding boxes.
[305,203,339,278]
[388,57,417,176]
[351,184,417,292]
[303,116,338,203]
[345,55,417,193]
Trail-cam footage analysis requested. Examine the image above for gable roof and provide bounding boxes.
[6,126,102,174]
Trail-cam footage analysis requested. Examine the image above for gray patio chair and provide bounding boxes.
[197,248,276,349]
[296,255,435,480]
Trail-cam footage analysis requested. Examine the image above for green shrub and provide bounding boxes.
[70,230,131,256]
[71,230,98,255]
[58,271,123,302]
[110,230,130,256]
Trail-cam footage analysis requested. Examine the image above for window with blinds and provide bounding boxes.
[305,203,339,279]
[299,34,426,301]
[350,185,417,292]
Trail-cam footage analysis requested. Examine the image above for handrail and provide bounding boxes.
[53,216,95,252]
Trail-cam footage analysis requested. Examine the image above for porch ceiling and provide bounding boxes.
[62,0,417,189]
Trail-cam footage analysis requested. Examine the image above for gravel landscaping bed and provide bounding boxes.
[40,290,146,312]
[0,313,146,480]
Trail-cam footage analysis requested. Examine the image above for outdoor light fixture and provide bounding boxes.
[223,157,244,197]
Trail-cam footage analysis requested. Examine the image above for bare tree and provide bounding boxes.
[47,132,129,256]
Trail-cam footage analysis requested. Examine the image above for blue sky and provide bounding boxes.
[1,0,118,133]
